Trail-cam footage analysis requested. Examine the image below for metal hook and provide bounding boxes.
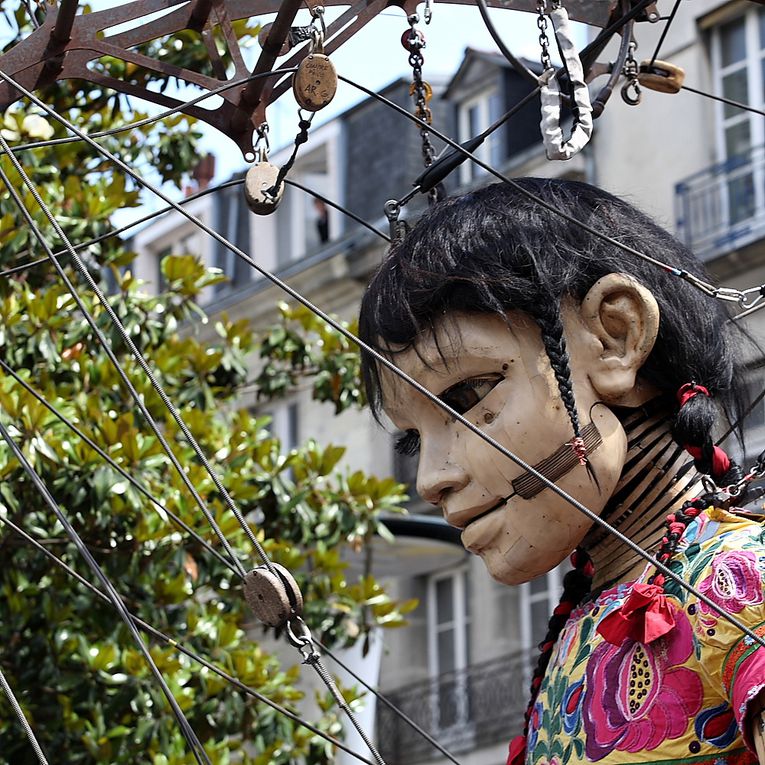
[621,78,642,105]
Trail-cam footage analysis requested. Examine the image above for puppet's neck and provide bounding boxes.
[582,398,704,590]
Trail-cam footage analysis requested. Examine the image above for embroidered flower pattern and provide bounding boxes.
[523,509,765,765]
[582,610,703,761]
[697,551,763,629]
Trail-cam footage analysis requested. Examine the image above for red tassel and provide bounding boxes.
[507,735,526,765]
[596,583,677,646]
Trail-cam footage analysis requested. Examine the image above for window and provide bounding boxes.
[519,563,567,675]
[427,568,471,731]
[264,402,300,453]
[457,88,503,184]
[214,184,251,292]
[711,8,765,227]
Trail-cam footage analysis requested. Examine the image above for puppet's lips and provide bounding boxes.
[454,499,507,531]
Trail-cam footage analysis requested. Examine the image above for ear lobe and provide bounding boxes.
[579,274,660,406]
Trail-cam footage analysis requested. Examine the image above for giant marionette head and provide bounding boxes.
[359,178,746,585]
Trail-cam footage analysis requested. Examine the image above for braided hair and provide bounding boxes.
[530,301,583,448]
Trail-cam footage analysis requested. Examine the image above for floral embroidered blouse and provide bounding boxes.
[526,506,765,765]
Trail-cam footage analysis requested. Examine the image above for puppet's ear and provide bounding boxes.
[579,273,660,407]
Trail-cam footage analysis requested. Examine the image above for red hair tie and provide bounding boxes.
[676,382,710,408]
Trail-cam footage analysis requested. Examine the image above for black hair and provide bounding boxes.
[359,178,747,466]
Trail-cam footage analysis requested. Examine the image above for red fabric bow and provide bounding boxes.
[596,583,677,646]
[507,735,526,765]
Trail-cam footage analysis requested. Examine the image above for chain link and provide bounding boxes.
[536,0,552,72]
[621,38,642,105]
[403,14,440,205]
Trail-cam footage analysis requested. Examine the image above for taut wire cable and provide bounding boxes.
[0,139,251,580]
[0,664,49,765]
[681,83,765,119]
[0,173,389,281]
[648,0,683,68]
[336,72,764,311]
[316,640,462,765]
[0,418,212,765]
[2,66,763,653]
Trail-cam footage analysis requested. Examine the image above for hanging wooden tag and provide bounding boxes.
[293,54,337,111]
[244,162,283,215]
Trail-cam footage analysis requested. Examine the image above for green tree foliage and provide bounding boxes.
[0,9,413,764]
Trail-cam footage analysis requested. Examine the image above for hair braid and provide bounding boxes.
[648,497,708,587]
[672,383,744,486]
[533,305,582,440]
[515,549,593,757]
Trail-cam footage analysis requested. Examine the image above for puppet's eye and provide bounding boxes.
[395,429,420,456]
[439,374,504,415]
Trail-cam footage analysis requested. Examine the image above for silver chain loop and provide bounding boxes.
[537,0,552,71]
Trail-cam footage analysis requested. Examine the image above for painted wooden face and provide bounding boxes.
[380,311,628,585]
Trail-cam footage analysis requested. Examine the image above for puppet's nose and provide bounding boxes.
[416,453,469,507]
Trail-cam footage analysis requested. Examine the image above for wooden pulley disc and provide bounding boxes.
[244,162,283,215]
[293,54,337,111]
[638,59,685,94]
[243,562,304,628]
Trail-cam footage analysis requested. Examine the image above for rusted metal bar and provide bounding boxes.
[237,0,303,110]
[189,0,215,31]
[50,0,78,45]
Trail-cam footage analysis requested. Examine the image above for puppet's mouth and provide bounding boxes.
[462,494,515,530]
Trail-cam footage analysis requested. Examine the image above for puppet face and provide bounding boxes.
[380,309,632,585]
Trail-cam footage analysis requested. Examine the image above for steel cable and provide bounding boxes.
[0,134,251,580]
[0,358,240,576]
[0,418,212,765]
[0,665,49,765]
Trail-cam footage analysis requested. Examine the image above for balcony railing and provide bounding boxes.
[675,144,765,261]
[376,651,529,765]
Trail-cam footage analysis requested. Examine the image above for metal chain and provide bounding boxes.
[621,38,642,105]
[536,0,552,72]
[403,14,440,205]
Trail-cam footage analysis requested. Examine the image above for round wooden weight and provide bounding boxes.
[243,563,304,628]
[638,60,685,94]
[244,162,283,215]
[293,54,337,111]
